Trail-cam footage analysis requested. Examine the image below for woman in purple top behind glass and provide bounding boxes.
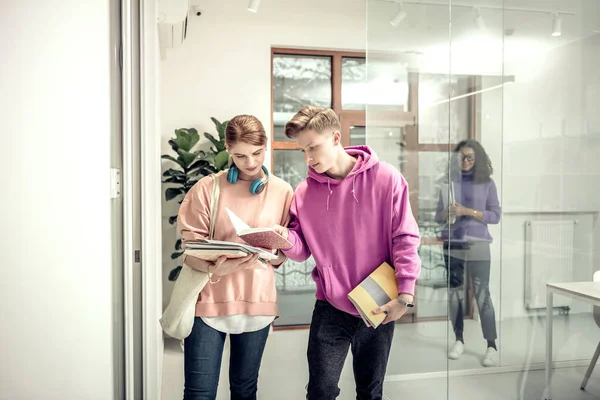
[435,139,501,367]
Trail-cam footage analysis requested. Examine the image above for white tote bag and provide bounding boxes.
[159,174,220,340]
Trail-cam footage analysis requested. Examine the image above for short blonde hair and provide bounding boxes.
[225,115,268,146]
[284,105,341,139]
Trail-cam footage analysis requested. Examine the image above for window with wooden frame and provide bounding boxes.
[270,47,478,326]
[270,48,367,191]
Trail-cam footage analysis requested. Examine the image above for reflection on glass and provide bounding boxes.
[273,54,332,142]
[349,125,366,145]
[418,152,449,227]
[362,0,600,396]
[442,141,501,369]
[363,126,404,170]
[416,152,452,319]
[418,74,472,144]
[273,149,317,327]
[342,57,367,110]
[273,149,307,190]
[366,57,410,112]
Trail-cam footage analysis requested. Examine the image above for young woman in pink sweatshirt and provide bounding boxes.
[177,115,293,400]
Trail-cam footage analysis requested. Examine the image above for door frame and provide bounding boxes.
[123,0,163,398]
[139,0,163,398]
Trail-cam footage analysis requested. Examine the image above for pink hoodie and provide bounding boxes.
[282,146,421,317]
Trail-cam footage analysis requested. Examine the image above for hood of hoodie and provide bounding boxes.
[306,145,379,210]
[307,145,378,184]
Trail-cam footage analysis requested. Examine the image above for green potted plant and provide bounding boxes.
[162,117,230,281]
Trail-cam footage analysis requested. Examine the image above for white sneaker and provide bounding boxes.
[482,347,497,367]
[448,341,464,360]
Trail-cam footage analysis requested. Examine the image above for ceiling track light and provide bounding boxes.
[390,2,407,27]
[473,7,486,30]
[247,0,260,13]
[551,13,562,36]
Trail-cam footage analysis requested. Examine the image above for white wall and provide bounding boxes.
[480,33,600,320]
[0,1,115,399]
[160,0,366,308]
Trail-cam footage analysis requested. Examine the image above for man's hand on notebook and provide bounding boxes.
[373,293,414,324]
[271,225,289,240]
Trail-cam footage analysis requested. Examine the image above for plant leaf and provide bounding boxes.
[161,154,185,168]
[169,215,178,224]
[188,159,210,171]
[190,166,217,178]
[163,176,186,184]
[171,251,184,260]
[173,129,193,151]
[177,149,197,167]
[188,129,200,149]
[168,266,182,281]
[162,168,185,177]
[214,150,230,170]
[204,132,221,153]
[175,239,182,250]
[218,120,229,141]
[165,187,184,201]
[185,180,198,190]
[211,117,227,142]
[168,139,179,152]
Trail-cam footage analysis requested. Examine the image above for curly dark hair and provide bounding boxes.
[451,139,493,183]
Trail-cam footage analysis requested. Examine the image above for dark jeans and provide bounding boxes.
[306,300,395,400]
[444,248,497,341]
[183,317,270,400]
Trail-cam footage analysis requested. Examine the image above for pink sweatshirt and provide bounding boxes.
[282,146,421,317]
[178,171,293,317]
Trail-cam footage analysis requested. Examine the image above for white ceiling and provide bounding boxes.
[364,0,599,74]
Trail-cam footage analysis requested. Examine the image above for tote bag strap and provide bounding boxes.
[208,174,220,240]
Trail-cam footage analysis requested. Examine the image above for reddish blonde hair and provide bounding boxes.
[225,115,268,146]
[285,105,341,139]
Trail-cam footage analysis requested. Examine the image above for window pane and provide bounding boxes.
[365,56,410,112]
[273,54,332,142]
[349,125,366,146]
[363,126,405,171]
[272,148,316,326]
[342,57,367,110]
[416,151,457,319]
[418,74,471,144]
[418,151,449,229]
[272,149,307,190]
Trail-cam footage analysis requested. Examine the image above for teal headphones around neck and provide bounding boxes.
[227,164,270,195]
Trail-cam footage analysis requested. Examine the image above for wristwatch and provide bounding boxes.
[397,296,414,308]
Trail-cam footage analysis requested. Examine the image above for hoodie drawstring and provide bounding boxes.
[326,180,333,210]
[351,175,359,204]
[326,177,359,211]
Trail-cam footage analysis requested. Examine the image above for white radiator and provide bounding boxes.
[525,220,576,310]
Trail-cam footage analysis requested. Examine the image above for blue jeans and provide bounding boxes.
[183,317,270,400]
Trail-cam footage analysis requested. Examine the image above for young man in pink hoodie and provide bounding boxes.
[273,105,421,400]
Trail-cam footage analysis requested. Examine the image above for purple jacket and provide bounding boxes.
[435,171,501,241]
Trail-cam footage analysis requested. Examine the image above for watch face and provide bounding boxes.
[398,298,414,307]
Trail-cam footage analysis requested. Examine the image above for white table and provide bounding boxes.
[545,282,600,400]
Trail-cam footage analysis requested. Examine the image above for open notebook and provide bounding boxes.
[226,207,293,250]
[184,239,278,268]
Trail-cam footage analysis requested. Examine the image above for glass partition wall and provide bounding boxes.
[367,0,600,398]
